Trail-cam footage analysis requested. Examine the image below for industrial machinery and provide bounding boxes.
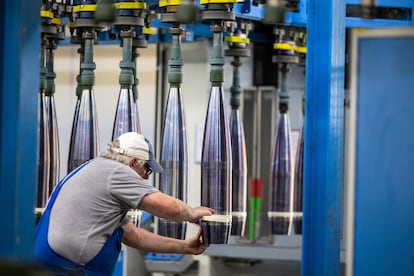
[1,0,414,275]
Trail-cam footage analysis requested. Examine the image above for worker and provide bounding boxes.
[34,132,214,275]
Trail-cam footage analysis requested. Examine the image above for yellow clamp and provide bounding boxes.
[51,17,62,26]
[225,35,250,44]
[166,5,177,12]
[295,46,306,54]
[143,27,153,35]
[274,42,295,51]
[67,21,75,29]
[40,11,62,26]
[159,0,181,7]
[73,4,97,13]
[114,2,147,10]
[200,0,236,4]
[40,10,53,19]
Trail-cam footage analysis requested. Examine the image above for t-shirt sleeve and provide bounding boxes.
[108,166,158,209]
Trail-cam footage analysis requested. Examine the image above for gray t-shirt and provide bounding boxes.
[48,158,157,264]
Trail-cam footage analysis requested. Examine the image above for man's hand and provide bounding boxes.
[182,227,208,255]
[189,206,214,223]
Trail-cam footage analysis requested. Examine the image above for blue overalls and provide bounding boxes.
[35,162,124,275]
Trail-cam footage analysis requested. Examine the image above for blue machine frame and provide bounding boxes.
[0,1,39,261]
[302,1,345,275]
[0,1,413,275]
[60,0,414,45]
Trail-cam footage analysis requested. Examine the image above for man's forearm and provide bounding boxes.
[123,224,186,253]
[138,192,196,222]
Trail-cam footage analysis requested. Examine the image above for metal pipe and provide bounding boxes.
[229,57,247,237]
[45,39,60,190]
[132,46,142,133]
[37,37,51,209]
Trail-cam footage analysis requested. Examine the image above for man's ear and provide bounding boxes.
[129,157,137,167]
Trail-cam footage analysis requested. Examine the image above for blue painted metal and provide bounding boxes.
[353,32,414,276]
[233,4,264,21]
[240,0,251,13]
[285,0,307,26]
[287,0,414,27]
[346,0,412,6]
[0,1,39,261]
[301,0,345,275]
[346,0,414,26]
[145,253,185,261]
[141,211,153,225]
[346,18,414,27]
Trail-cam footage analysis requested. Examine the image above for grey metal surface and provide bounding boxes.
[205,236,302,261]
[145,254,194,273]
[206,235,347,263]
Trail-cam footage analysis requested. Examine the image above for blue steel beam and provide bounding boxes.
[0,1,39,261]
[302,0,345,275]
[287,0,414,27]
[346,0,412,7]
[346,18,414,27]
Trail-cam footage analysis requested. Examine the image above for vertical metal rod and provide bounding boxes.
[132,46,142,133]
[0,0,39,259]
[37,37,51,209]
[293,119,304,234]
[229,56,247,237]
[45,40,60,191]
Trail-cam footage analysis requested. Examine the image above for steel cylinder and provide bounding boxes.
[268,113,294,235]
[67,88,99,173]
[112,88,140,140]
[201,86,232,244]
[159,87,189,240]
